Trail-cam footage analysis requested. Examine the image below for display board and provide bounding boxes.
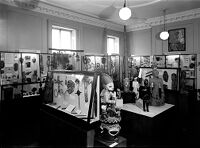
[140,56,153,67]
[153,55,166,68]
[139,68,178,91]
[166,55,179,68]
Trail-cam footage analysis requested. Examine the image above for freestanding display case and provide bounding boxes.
[40,71,101,147]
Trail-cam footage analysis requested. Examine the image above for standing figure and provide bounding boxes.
[123,78,130,92]
[43,72,53,103]
[139,79,150,112]
[132,77,140,100]
[149,69,165,106]
[100,73,121,142]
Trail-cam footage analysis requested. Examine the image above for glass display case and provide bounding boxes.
[82,55,108,73]
[44,71,100,124]
[49,48,84,71]
[82,54,122,88]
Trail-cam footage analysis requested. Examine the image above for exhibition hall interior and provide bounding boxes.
[0,0,200,147]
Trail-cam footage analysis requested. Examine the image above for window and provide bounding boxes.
[52,25,76,50]
[107,35,119,55]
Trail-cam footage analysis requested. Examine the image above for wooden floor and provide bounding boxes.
[0,96,200,147]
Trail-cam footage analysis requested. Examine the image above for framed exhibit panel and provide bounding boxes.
[140,56,153,68]
[158,69,179,90]
[180,54,196,78]
[168,28,186,52]
[46,71,100,123]
[166,55,179,68]
[153,55,166,68]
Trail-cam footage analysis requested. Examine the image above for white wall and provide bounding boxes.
[0,4,124,56]
[127,18,200,56]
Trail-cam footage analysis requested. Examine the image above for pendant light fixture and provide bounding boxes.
[160,9,169,41]
[119,0,132,20]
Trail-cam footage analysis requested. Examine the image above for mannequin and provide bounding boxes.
[132,77,140,100]
[149,69,165,106]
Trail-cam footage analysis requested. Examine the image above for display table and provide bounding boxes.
[122,103,174,118]
[40,104,96,147]
[120,103,176,146]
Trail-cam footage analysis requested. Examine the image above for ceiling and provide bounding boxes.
[40,0,200,26]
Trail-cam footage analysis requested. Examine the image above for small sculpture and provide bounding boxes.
[100,73,121,141]
[149,69,165,106]
[139,79,150,112]
[123,78,130,92]
[132,77,140,100]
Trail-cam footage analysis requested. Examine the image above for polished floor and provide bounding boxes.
[0,97,200,147]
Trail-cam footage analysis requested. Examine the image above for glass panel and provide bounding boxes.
[44,72,100,123]
[84,56,95,71]
[153,55,166,68]
[39,54,51,81]
[21,53,40,83]
[23,83,40,98]
[166,55,179,68]
[0,52,21,85]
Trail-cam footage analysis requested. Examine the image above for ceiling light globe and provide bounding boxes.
[119,7,132,20]
[160,31,169,40]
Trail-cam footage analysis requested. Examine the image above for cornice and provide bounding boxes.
[0,0,124,32]
[1,1,200,33]
[127,8,200,32]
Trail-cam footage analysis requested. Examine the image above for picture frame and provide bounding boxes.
[168,28,186,52]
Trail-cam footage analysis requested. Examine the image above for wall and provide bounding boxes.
[0,4,124,56]
[127,18,200,56]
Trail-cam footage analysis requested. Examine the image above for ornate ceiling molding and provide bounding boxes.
[0,0,124,32]
[127,8,200,32]
[1,1,200,33]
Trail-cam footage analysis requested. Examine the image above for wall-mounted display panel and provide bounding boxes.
[153,55,166,68]
[140,56,153,67]
[21,53,40,83]
[0,52,22,85]
[166,55,179,68]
